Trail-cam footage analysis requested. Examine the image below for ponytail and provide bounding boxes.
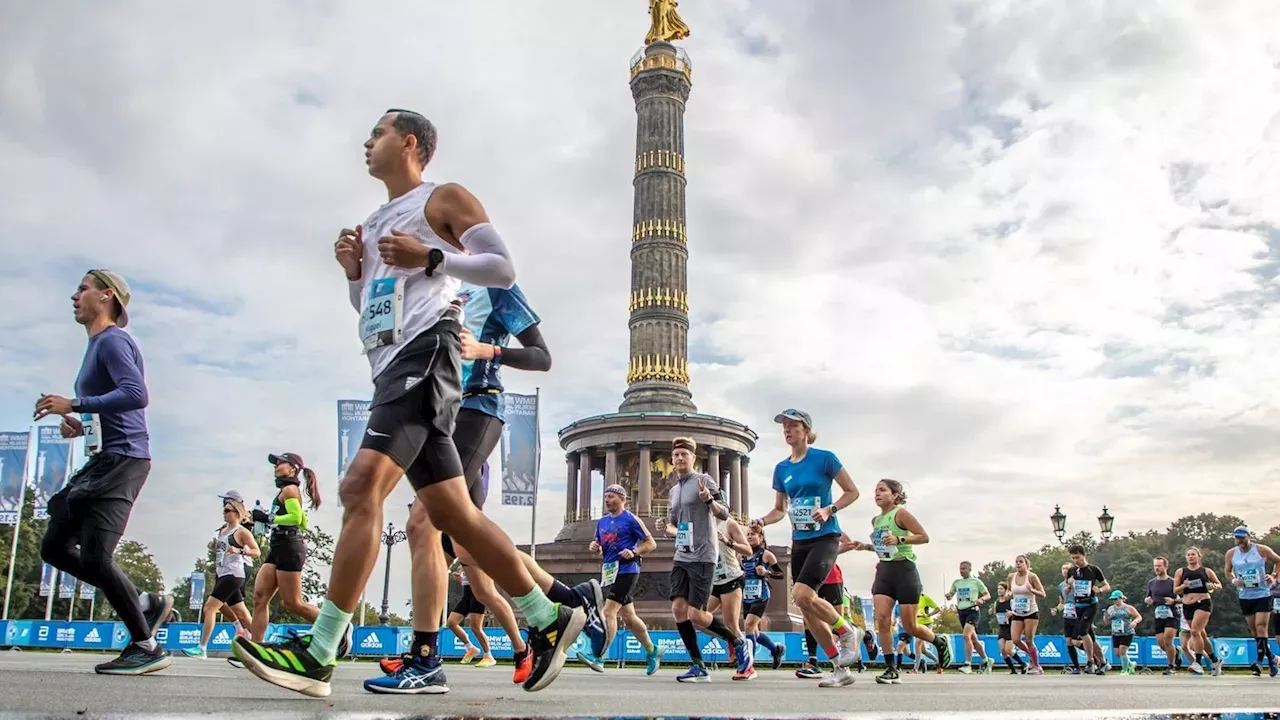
[302,467,322,509]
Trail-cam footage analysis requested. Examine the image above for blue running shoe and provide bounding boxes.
[677,664,710,682]
[732,637,756,680]
[645,644,664,676]
[95,642,172,675]
[577,646,604,673]
[364,658,450,695]
[572,580,607,658]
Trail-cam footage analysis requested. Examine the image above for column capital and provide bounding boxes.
[740,454,751,465]
[602,443,619,450]
[636,440,654,446]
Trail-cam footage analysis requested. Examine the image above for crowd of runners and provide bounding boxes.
[32,109,1280,698]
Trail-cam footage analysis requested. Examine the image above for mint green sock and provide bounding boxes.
[307,601,353,665]
[513,588,559,630]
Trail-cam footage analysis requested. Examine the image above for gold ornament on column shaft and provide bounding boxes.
[645,0,690,44]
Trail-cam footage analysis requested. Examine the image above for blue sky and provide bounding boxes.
[3,0,1280,610]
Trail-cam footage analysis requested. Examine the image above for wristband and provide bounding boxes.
[492,344,502,363]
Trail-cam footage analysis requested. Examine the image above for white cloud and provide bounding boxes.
[2,0,1278,612]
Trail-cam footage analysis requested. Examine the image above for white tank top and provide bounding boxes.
[215,527,248,579]
[1010,571,1038,615]
[357,182,463,380]
[713,520,744,583]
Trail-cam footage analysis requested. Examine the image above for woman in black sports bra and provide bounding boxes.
[1174,546,1222,676]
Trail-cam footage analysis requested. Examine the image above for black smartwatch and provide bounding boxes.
[424,248,445,276]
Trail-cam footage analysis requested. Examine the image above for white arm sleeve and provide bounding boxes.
[347,280,363,313]
[439,222,516,288]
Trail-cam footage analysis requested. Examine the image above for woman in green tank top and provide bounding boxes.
[849,479,953,683]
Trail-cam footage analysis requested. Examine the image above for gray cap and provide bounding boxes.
[87,269,132,328]
[219,490,244,503]
[774,408,813,427]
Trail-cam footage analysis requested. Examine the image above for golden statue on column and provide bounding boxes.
[645,0,690,44]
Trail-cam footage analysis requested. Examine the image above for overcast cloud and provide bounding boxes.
[2,0,1278,609]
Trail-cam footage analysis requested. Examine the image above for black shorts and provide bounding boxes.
[872,560,922,605]
[818,582,844,608]
[1011,612,1039,623]
[1153,617,1179,634]
[1240,597,1271,616]
[605,572,640,606]
[1183,599,1212,623]
[452,586,485,617]
[998,625,1011,641]
[712,576,745,598]
[1068,603,1097,639]
[743,600,769,618]
[790,534,840,590]
[359,317,465,491]
[958,608,980,628]
[265,532,307,573]
[1270,613,1280,637]
[1112,634,1133,647]
[669,561,715,610]
[437,408,504,557]
[211,575,246,606]
[47,452,150,536]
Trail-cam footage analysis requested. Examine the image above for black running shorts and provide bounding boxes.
[1112,633,1134,647]
[712,576,745,599]
[605,572,640,606]
[872,559,922,605]
[958,608,980,628]
[1183,598,1211,623]
[1068,603,1098,639]
[265,532,307,573]
[211,575,246,606]
[1240,597,1270,616]
[451,586,485,617]
[1153,616,1179,634]
[669,561,714,610]
[438,407,504,559]
[743,599,769,618]
[818,581,843,608]
[998,624,1011,642]
[790,534,840,590]
[47,452,150,537]
[360,317,465,491]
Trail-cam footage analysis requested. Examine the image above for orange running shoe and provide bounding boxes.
[512,645,533,684]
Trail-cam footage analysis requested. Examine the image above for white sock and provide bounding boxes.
[232,620,243,632]
[136,637,158,652]
[137,593,152,612]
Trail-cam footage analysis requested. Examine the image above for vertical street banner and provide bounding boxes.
[33,426,71,521]
[336,400,371,478]
[39,563,56,597]
[79,581,95,601]
[0,431,29,525]
[500,394,539,506]
[189,572,205,610]
[58,571,76,600]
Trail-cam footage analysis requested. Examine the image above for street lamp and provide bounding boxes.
[1050,505,1067,545]
[1098,506,1114,543]
[379,521,408,625]
[1049,505,1117,545]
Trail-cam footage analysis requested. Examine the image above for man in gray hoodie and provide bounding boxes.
[660,436,755,682]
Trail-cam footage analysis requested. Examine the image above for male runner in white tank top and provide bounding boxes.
[234,109,584,698]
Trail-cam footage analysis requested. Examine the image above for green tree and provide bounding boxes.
[88,541,164,621]
[0,491,49,620]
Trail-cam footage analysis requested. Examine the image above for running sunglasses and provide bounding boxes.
[223,505,236,513]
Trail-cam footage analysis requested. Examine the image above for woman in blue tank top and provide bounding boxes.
[740,522,785,669]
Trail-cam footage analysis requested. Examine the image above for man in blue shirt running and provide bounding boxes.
[33,270,174,676]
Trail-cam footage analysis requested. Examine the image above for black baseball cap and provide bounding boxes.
[268,452,306,469]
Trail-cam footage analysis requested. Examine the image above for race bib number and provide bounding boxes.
[957,587,972,602]
[996,611,1007,625]
[744,578,763,601]
[676,522,692,552]
[1063,604,1077,620]
[1073,579,1092,599]
[1111,619,1126,634]
[81,413,102,456]
[361,276,405,352]
[871,530,892,560]
[601,561,618,587]
[1155,605,1172,619]
[1186,578,1204,591]
[1241,568,1261,589]
[789,497,821,532]
[1012,596,1031,614]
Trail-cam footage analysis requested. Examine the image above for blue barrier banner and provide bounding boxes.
[206,623,239,652]
[352,625,404,657]
[28,621,124,650]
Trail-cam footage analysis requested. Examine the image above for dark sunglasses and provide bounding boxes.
[223,505,236,513]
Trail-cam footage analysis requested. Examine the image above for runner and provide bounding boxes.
[1174,546,1224,676]
[579,484,662,675]
[1224,526,1280,677]
[366,278,588,694]
[445,559,495,667]
[755,409,860,688]
[946,562,993,674]
[706,516,753,678]
[246,454,335,648]
[990,582,1024,674]
[183,493,258,658]
[1105,591,1141,675]
[235,109,582,698]
[35,270,174,674]
[741,522,785,671]
[1065,545,1110,676]
[660,436,755,682]
[1145,555,1179,675]
[849,479,953,684]
[1176,604,1195,671]
[910,592,941,673]
[1270,573,1280,676]
[837,588,873,673]
[1007,554,1043,674]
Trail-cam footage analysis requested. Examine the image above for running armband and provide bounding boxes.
[441,223,515,288]
[768,563,784,579]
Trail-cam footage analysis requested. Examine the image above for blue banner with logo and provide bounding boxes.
[499,393,538,506]
[58,571,76,600]
[39,563,55,597]
[79,581,95,601]
[189,573,205,610]
[336,400,371,479]
[33,427,71,521]
[0,431,29,525]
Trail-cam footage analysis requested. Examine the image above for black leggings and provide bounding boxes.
[41,513,149,642]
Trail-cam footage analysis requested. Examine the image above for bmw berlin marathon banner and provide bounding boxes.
[0,431,30,525]
[336,400,371,477]
[33,426,71,520]
[500,393,539,506]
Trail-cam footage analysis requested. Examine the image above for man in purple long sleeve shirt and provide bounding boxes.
[32,270,175,675]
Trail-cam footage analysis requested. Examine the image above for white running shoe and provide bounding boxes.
[819,666,856,687]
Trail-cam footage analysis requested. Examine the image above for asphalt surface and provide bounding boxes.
[0,652,1277,718]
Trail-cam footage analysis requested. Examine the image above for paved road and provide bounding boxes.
[0,652,1276,718]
